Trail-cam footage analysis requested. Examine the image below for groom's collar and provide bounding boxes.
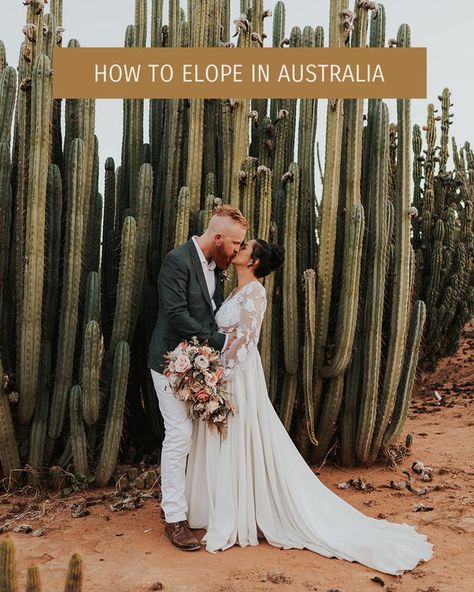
[191,235,216,271]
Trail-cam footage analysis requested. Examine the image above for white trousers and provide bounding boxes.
[150,369,193,523]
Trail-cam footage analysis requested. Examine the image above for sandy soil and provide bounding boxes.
[1,323,473,592]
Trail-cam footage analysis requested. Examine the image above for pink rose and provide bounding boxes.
[196,390,210,403]
[175,355,191,373]
[199,346,213,356]
[204,371,218,387]
[215,366,224,381]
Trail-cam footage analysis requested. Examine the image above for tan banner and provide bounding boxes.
[52,47,426,99]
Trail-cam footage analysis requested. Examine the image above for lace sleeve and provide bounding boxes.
[221,282,267,380]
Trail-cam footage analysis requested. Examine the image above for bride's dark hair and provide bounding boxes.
[251,239,285,279]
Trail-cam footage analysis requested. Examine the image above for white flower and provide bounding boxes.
[206,400,219,414]
[194,355,210,370]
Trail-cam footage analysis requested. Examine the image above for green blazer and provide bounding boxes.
[148,238,226,373]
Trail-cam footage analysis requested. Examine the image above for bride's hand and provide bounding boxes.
[226,333,237,349]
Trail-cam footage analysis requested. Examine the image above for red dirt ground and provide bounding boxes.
[1,323,473,592]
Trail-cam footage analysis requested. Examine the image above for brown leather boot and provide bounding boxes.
[164,520,201,551]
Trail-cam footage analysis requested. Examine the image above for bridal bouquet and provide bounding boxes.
[163,336,236,437]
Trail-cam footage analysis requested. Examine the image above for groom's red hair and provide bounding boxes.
[213,204,249,229]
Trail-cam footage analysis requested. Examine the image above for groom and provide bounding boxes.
[148,204,248,551]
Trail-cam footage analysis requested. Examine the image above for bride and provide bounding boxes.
[184,238,435,576]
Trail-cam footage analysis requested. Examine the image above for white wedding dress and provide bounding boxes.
[184,280,434,575]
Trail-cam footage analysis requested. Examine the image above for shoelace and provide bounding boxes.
[174,520,189,532]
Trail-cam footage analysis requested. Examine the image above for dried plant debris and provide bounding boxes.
[12,523,32,533]
[70,502,90,518]
[412,503,434,512]
[382,434,413,467]
[259,572,292,584]
[388,471,429,496]
[389,479,408,491]
[410,569,427,579]
[32,528,45,537]
[110,491,155,512]
[337,478,376,492]
[412,461,433,481]
[115,467,160,492]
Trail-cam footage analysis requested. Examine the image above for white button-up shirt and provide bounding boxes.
[191,236,228,351]
[192,235,217,311]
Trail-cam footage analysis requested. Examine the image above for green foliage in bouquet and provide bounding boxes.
[0,0,473,493]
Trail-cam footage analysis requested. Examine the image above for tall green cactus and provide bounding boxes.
[0,537,17,591]
[27,341,51,485]
[368,24,412,462]
[280,162,299,428]
[174,186,191,247]
[302,269,318,446]
[69,385,88,476]
[108,216,137,360]
[18,53,52,425]
[0,142,12,346]
[355,101,389,462]
[0,538,83,592]
[0,66,16,144]
[81,320,101,427]
[49,138,86,440]
[316,205,364,458]
[240,157,258,238]
[311,0,348,425]
[96,341,130,487]
[0,0,471,488]
[43,165,63,345]
[0,359,21,484]
[26,564,42,592]
[129,163,153,340]
[64,553,83,592]
[383,300,426,445]
[0,41,6,74]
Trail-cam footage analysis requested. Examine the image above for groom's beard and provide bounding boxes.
[214,249,235,270]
